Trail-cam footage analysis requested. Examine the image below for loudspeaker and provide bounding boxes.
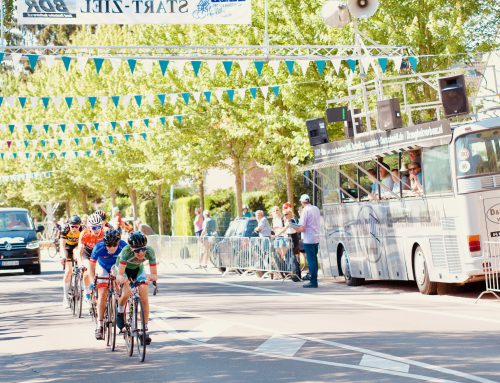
[439,75,469,117]
[306,118,329,146]
[321,1,351,28]
[377,98,402,131]
[344,109,362,137]
[326,106,348,122]
[347,0,379,18]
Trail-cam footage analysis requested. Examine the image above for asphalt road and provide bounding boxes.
[1,254,500,383]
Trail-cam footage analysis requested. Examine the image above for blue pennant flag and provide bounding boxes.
[143,118,149,127]
[223,61,233,76]
[226,89,235,102]
[77,123,84,132]
[111,96,120,108]
[60,124,66,133]
[160,117,166,126]
[203,91,212,103]
[8,124,15,133]
[18,97,27,108]
[0,52,4,65]
[88,97,97,109]
[36,152,42,159]
[134,95,142,107]
[49,152,54,159]
[159,60,169,76]
[25,153,30,159]
[41,139,46,147]
[61,56,72,71]
[315,60,326,76]
[254,61,265,76]
[271,86,280,97]
[26,124,32,134]
[175,115,183,124]
[191,61,202,76]
[74,151,79,158]
[65,97,73,109]
[97,150,103,156]
[127,59,137,74]
[12,153,17,159]
[43,124,50,133]
[0,96,3,107]
[346,59,357,73]
[24,140,29,148]
[57,139,63,146]
[27,54,39,71]
[110,121,117,130]
[125,134,131,142]
[408,56,418,71]
[0,153,3,160]
[110,149,115,155]
[91,137,97,145]
[108,135,114,143]
[93,58,104,74]
[128,120,134,128]
[74,138,80,145]
[61,152,67,158]
[41,97,50,109]
[285,60,295,75]
[377,57,388,73]
[157,94,166,106]
[93,123,99,131]
[141,133,147,140]
[86,150,91,157]
[181,93,190,105]
[249,87,258,99]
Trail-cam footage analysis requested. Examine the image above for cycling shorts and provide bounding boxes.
[114,266,147,285]
[95,263,114,289]
[63,244,78,261]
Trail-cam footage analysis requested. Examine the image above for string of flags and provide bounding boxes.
[0,81,302,110]
[0,148,117,161]
[0,53,418,78]
[0,113,183,135]
[0,170,57,183]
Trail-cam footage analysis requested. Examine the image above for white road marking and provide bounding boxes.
[188,320,233,342]
[254,334,306,357]
[359,354,410,373]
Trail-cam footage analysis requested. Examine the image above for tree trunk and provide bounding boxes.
[233,156,243,218]
[156,184,164,235]
[198,175,205,211]
[284,157,294,210]
[130,188,138,223]
[80,188,88,214]
[110,189,117,208]
[65,200,71,218]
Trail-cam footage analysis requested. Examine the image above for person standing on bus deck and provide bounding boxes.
[293,194,321,288]
[408,162,423,193]
[409,149,421,167]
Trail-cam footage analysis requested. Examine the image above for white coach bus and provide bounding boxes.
[311,116,500,294]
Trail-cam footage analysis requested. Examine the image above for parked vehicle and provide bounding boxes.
[224,217,259,238]
[0,208,44,274]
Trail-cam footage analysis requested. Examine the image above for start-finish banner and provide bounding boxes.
[17,0,252,24]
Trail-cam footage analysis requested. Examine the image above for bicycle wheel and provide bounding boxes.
[77,276,84,319]
[68,274,75,313]
[73,274,80,317]
[111,296,118,351]
[89,289,97,323]
[124,300,134,357]
[105,293,115,347]
[134,297,147,363]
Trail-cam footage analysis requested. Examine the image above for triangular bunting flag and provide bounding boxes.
[298,60,310,75]
[271,85,280,97]
[143,118,150,127]
[127,59,137,74]
[215,90,224,102]
[315,60,326,76]
[108,135,114,143]
[65,97,73,109]
[93,58,104,74]
[8,124,15,133]
[77,56,88,73]
[260,86,269,99]
[44,55,55,68]
[254,61,265,77]
[159,60,169,76]
[57,139,63,146]
[93,122,99,131]
[91,136,97,145]
[360,56,372,73]
[112,96,120,108]
[6,140,12,149]
[88,96,97,109]
[169,94,178,104]
[238,60,250,76]
[61,56,72,71]
[52,96,62,108]
[26,124,32,134]
[207,61,218,76]
[159,117,166,126]
[377,57,388,73]
[0,52,4,65]
[181,93,190,105]
[157,94,166,106]
[128,120,134,128]
[249,87,257,99]
[60,124,66,133]
[175,115,182,124]
[203,91,212,103]
[43,124,50,133]
[41,97,50,109]
[269,61,281,75]
[24,140,29,148]
[331,58,342,74]
[134,95,142,107]
[141,59,153,74]
[76,96,86,108]
[30,96,38,108]
[237,88,246,101]
[110,58,121,72]
[191,60,202,76]
[27,54,39,71]
[346,59,357,73]
[18,97,27,108]
[124,134,131,142]
[77,123,84,132]
[226,89,235,102]
[192,92,201,103]
[110,121,117,130]
[122,95,132,108]
[223,61,233,76]
[11,53,22,66]
[408,56,418,71]
[392,56,403,71]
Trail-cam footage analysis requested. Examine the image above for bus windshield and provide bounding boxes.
[455,128,500,177]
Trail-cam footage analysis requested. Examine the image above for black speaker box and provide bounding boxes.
[344,109,362,137]
[439,75,469,117]
[326,106,348,123]
[377,98,402,131]
[306,118,329,146]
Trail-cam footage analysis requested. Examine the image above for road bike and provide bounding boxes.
[68,264,85,318]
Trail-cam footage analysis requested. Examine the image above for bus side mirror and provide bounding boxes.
[36,224,45,233]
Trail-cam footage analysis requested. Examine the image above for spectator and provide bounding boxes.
[6,213,28,228]
[275,208,301,282]
[290,194,321,288]
[242,205,252,218]
[254,210,271,237]
[193,207,203,237]
[391,169,410,193]
[408,162,423,192]
[197,210,217,269]
[109,207,124,230]
[367,168,377,194]
[282,201,292,211]
[271,206,287,259]
[409,149,421,167]
[379,162,394,192]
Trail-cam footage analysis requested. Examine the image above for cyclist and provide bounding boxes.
[79,213,106,302]
[60,215,84,308]
[95,209,114,230]
[89,229,127,340]
[115,231,158,345]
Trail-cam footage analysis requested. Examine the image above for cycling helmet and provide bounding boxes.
[103,229,121,246]
[68,215,82,225]
[88,213,103,226]
[127,231,147,248]
[95,209,107,221]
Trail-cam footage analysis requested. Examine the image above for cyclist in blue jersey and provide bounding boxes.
[89,229,127,340]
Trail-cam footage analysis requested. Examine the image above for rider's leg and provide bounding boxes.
[97,286,108,322]
[138,284,149,325]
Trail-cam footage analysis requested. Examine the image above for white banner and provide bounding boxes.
[16,0,252,24]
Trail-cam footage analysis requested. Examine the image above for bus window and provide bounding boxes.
[455,129,500,177]
[321,166,340,204]
[339,164,358,203]
[423,145,452,194]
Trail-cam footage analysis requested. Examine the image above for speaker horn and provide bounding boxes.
[321,1,351,28]
[347,0,379,18]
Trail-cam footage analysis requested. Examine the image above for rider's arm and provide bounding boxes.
[149,264,158,282]
[89,259,96,282]
[117,262,128,284]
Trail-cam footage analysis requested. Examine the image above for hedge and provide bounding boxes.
[173,195,200,236]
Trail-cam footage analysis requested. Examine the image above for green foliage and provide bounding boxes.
[139,196,170,234]
[173,196,200,236]
[205,189,235,217]
[243,191,268,215]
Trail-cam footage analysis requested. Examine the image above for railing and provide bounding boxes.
[475,241,500,303]
[148,235,300,279]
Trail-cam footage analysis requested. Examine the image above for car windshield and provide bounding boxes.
[0,212,33,231]
[455,128,500,177]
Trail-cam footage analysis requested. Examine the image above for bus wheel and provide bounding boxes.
[340,247,364,287]
[413,246,437,295]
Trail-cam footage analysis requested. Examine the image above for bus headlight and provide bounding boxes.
[26,241,40,249]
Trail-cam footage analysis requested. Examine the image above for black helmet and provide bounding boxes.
[103,229,121,247]
[95,209,107,221]
[127,231,147,248]
[69,215,82,225]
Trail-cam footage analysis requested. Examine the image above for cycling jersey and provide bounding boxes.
[116,245,156,271]
[60,224,84,247]
[80,227,105,251]
[90,240,127,272]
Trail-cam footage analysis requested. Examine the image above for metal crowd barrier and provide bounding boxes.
[475,241,500,303]
[148,235,298,278]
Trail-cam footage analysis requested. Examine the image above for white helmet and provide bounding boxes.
[88,213,103,226]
